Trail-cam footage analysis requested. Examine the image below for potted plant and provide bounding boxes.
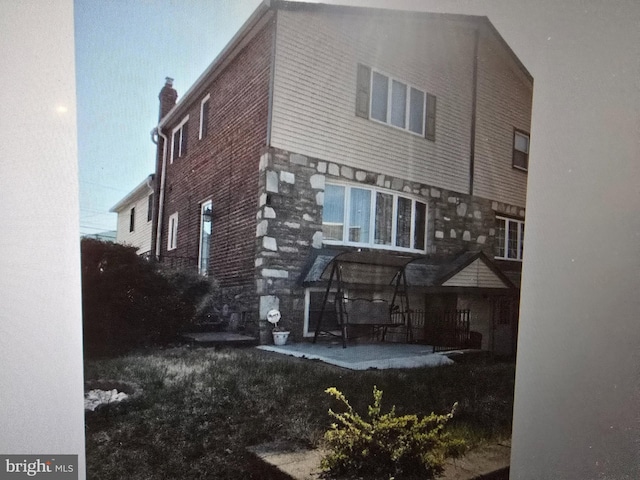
[267,309,290,346]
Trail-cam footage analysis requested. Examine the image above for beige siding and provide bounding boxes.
[115,190,153,254]
[442,258,509,288]
[271,10,476,193]
[473,29,533,207]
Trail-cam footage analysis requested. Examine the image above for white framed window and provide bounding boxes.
[167,212,179,251]
[198,200,212,276]
[513,129,530,171]
[496,216,524,261]
[170,115,189,163]
[199,94,210,140]
[323,183,427,252]
[356,64,436,140]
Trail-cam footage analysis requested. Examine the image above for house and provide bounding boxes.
[110,174,155,257]
[150,1,532,355]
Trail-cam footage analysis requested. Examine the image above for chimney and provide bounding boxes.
[158,77,177,121]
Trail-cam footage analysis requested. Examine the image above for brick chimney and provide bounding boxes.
[158,77,177,121]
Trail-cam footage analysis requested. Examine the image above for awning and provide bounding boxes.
[300,249,517,291]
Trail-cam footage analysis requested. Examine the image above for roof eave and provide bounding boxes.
[109,174,154,213]
[158,0,273,129]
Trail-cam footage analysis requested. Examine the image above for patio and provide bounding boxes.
[257,341,459,370]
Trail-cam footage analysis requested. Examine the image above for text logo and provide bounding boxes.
[0,456,77,479]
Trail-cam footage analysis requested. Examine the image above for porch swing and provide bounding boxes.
[312,251,417,348]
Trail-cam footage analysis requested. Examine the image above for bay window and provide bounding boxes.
[322,183,427,252]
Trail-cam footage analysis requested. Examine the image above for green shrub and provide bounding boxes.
[321,386,465,479]
[81,239,215,357]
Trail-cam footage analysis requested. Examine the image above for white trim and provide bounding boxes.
[198,199,213,275]
[170,115,189,164]
[495,216,525,261]
[323,181,427,253]
[199,94,210,140]
[369,68,426,137]
[168,212,179,251]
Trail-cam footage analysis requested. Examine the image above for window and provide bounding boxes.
[513,129,530,170]
[170,116,189,163]
[147,193,153,222]
[496,216,524,261]
[129,207,135,232]
[168,212,178,251]
[198,200,212,276]
[356,64,436,140]
[199,94,210,140]
[322,183,427,252]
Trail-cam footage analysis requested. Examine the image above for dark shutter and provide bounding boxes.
[425,93,437,141]
[147,193,153,222]
[355,63,371,119]
[181,121,188,156]
[129,207,135,232]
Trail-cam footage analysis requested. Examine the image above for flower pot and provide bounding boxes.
[272,331,290,346]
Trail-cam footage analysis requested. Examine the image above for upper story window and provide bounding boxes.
[323,183,427,253]
[356,64,437,140]
[170,116,189,163]
[129,207,135,232]
[168,212,179,251]
[496,216,524,261]
[199,94,210,140]
[513,129,530,171]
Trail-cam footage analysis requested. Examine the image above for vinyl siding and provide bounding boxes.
[442,258,510,288]
[473,29,533,207]
[115,189,153,255]
[271,9,476,193]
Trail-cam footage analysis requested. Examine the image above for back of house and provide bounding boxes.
[151,1,532,354]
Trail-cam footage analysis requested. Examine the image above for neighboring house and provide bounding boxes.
[150,1,532,355]
[110,174,155,257]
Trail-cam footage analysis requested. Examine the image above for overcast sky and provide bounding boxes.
[75,0,262,235]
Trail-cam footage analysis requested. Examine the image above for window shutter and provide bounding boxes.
[425,93,436,141]
[181,121,188,156]
[355,64,371,119]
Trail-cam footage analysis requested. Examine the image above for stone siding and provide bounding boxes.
[254,146,525,341]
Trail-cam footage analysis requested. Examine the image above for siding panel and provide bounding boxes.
[271,10,476,193]
[473,30,533,207]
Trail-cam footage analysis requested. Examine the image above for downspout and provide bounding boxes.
[468,27,480,196]
[153,127,169,260]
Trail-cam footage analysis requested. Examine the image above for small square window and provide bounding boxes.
[513,129,530,170]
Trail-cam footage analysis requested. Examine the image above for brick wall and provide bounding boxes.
[157,22,273,313]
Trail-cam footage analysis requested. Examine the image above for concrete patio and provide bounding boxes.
[257,341,458,370]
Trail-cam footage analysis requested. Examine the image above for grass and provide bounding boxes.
[84,346,515,479]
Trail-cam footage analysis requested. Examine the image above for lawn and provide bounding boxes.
[84,346,515,479]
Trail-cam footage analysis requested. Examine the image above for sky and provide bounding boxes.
[75,0,263,236]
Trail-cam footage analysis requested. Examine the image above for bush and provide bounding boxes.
[81,239,214,357]
[321,386,465,479]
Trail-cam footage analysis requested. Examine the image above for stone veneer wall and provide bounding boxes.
[254,146,525,343]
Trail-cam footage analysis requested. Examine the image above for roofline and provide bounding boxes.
[158,0,273,129]
[109,174,154,213]
[436,250,517,289]
[273,1,532,83]
[159,0,531,128]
